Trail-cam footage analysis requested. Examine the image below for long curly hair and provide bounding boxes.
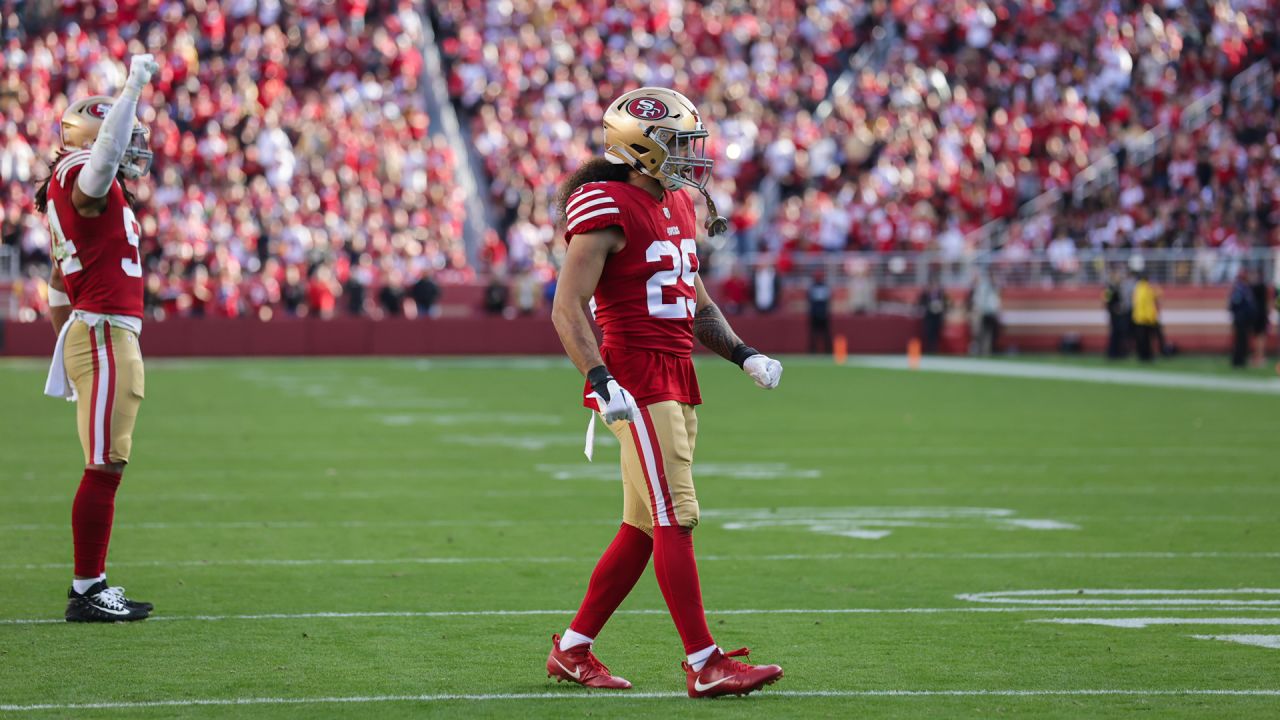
[555,157,632,225]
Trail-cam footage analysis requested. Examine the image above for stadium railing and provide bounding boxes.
[0,246,17,281]
[736,248,1279,289]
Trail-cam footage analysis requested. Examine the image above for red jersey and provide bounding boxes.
[564,180,702,407]
[46,150,145,318]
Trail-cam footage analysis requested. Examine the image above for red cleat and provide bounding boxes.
[683,647,783,698]
[546,634,633,689]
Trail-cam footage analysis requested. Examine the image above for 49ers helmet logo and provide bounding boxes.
[87,102,111,118]
[626,97,669,120]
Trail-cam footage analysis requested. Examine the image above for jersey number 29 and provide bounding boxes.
[646,238,698,319]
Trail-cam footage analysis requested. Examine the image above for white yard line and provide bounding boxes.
[845,355,1280,395]
[2,689,1278,711]
[7,551,1277,572]
[1038,618,1280,628]
[960,589,1280,606]
[6,606,1280,626]
[0,518,619,531]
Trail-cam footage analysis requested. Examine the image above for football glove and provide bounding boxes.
[586,365,637,424]
[125,54,160,93]
[742,353,783,390]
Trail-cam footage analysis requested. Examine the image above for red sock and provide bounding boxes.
[72,468,122,577]
[569,523,653,639]
[653,526,715,655]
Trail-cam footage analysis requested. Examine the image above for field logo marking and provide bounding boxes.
[708,507,1078,541]
[377,413,564,427]
[536,462,821,482]
[964,589,1280,652]
[1191,635,1280,650]
[440,434,607,451]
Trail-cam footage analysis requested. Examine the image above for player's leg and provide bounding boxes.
[633,401,715,661]
[546,419,654,689]
[640,402,784,697]
[63,321,149,622]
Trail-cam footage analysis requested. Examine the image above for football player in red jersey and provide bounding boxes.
[34,55,160,622]
[546,88,786,698]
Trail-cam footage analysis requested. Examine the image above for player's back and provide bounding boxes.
[46,151,145,319]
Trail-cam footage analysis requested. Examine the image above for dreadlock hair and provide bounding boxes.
[556,157,632,225]
[35,150,136,214]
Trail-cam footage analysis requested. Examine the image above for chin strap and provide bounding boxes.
[697,187,729,237]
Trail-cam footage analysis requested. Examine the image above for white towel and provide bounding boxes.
[43,314,78,401]
[582,394,606,461]
[43,310,143,402]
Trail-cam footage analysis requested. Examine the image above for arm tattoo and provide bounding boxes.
[693,302,744,361]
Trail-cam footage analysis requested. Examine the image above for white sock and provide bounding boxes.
[688,644,718,671]
[559,629,594,651]
[72,574,105,595]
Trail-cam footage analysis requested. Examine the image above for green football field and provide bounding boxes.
[1,355,1277,718]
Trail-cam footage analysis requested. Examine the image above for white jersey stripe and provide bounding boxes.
[630,410,671,526]
[565,188,605,214]
[92,328,110,465]
[566,207,621,233]
[565,196,616,222]
[56,152,92,186]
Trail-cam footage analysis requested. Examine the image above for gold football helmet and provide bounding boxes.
[603,87,728,235]
[61,96,154,179]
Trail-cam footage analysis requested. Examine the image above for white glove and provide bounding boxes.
[125,54,160,93]
[593,379,637,424]
[743,354,783,389]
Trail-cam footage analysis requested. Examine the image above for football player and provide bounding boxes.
[35,55,160,622]
[546,88,786,698]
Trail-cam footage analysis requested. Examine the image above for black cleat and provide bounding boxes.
[67,585,154,613]
[66,581,150,622]
[113,586,154,613]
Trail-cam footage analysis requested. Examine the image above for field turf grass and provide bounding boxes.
[1,355,1277,718]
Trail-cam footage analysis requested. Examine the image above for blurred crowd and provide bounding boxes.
[2,0,468,320]
[433,0,865,271]
[438,0,1278,270]
[2,0,1278,322]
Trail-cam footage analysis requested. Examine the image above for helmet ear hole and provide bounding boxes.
[629,143,649,155]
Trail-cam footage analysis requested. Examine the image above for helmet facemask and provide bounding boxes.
[648,126,714,192]
[120,125,153,179]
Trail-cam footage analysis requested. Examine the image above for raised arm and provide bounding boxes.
[693,275,783,389]
[72,55,158,216]
[551,227,635,422]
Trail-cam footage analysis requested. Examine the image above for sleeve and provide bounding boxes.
[78,89,142,198]
[563,183,624,243]
[49,151,94,203]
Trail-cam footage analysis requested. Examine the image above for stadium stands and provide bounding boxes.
[1,0,466,320]
[0,0,1276,323]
